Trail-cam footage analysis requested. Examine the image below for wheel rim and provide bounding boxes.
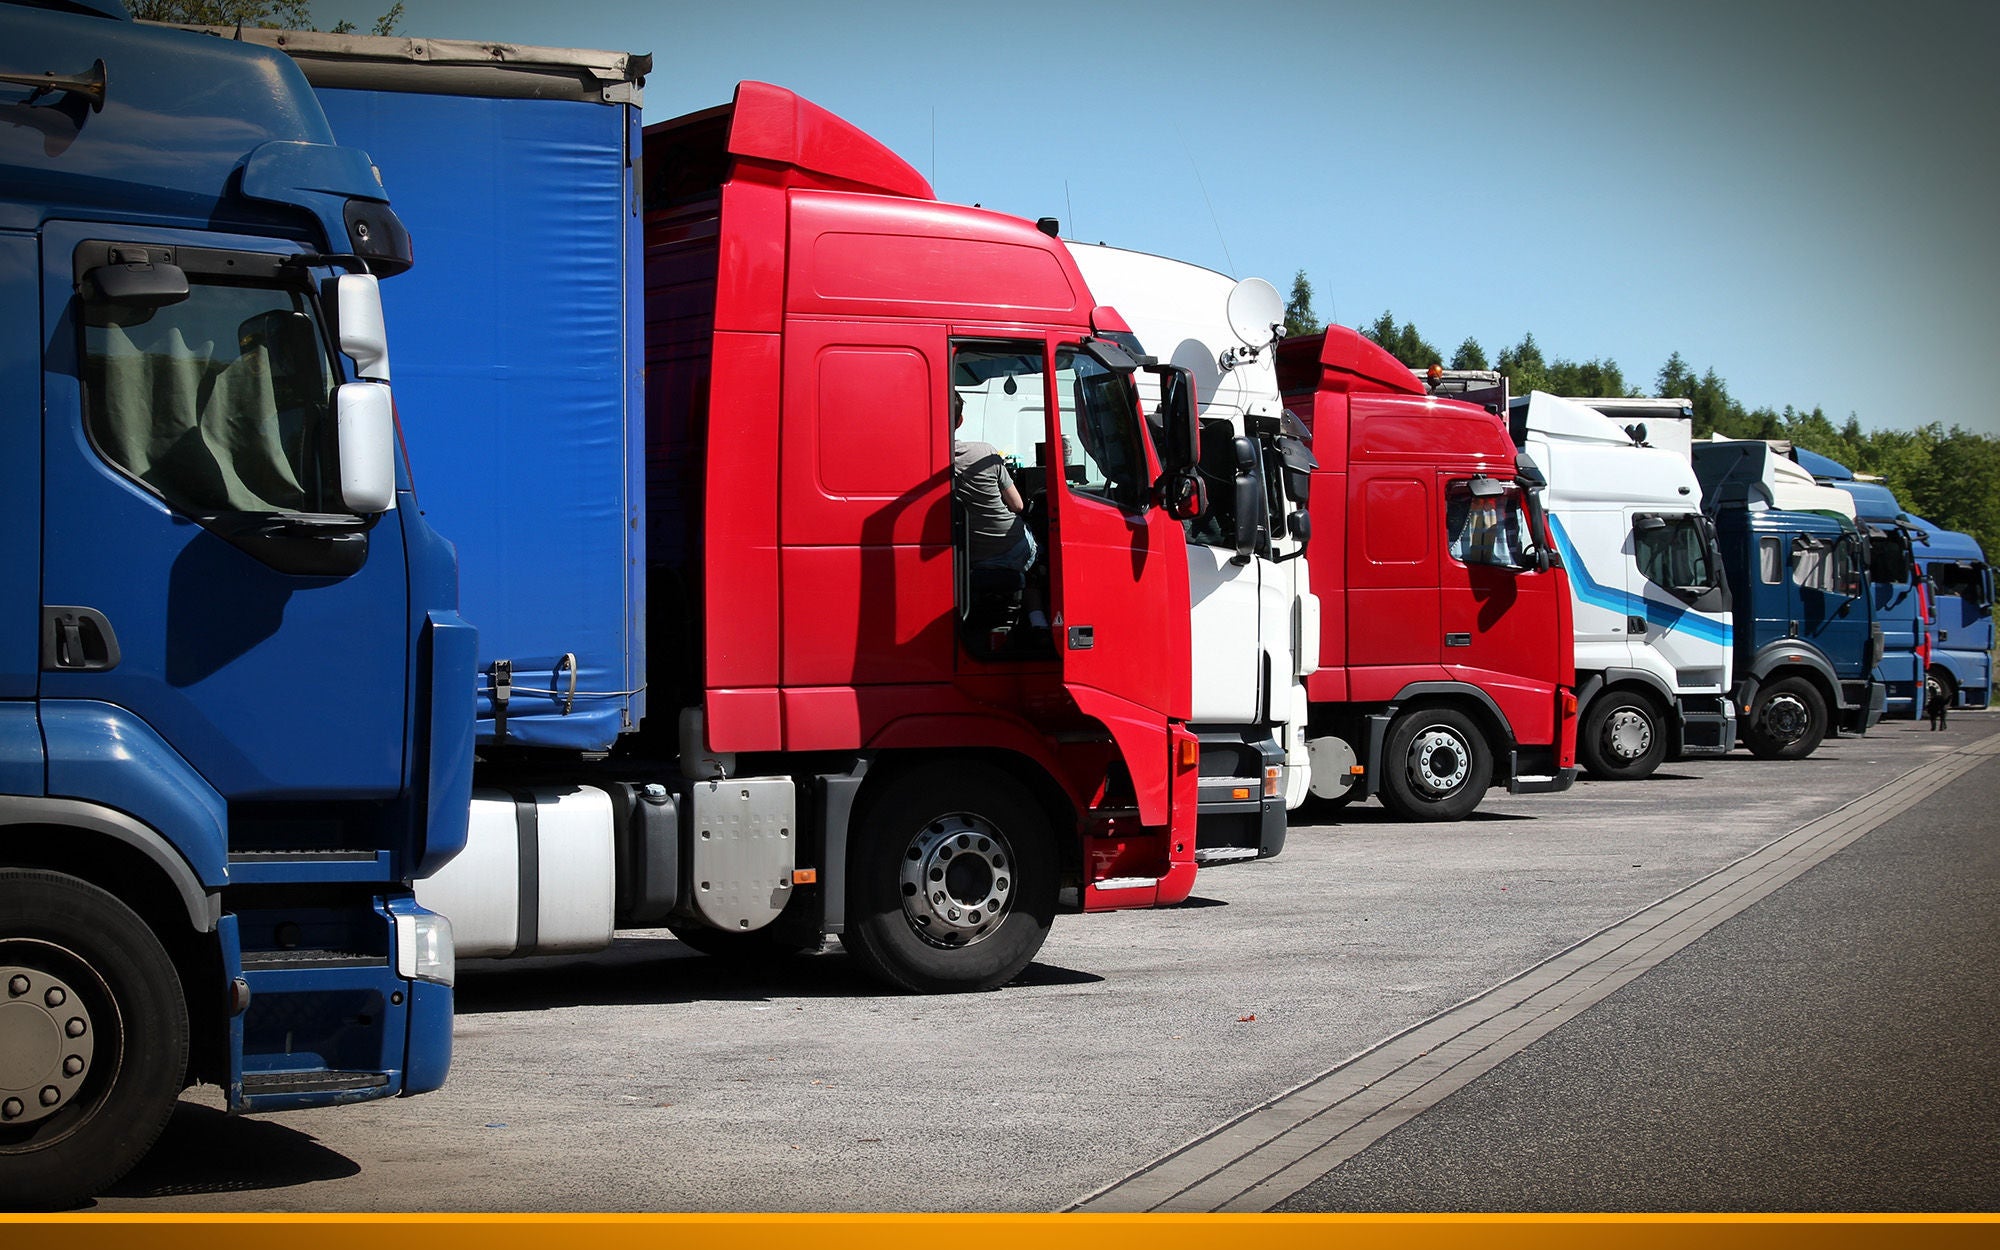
[1604,707,1653,761]
[898,814,1015,949]
[1407,725,1470,796]
[1761,693,1810,744]
[0,944,104,1140]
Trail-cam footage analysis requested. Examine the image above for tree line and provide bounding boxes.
[1282,272,2000,560]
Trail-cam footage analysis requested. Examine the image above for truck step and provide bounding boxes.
[240,948,383,971]
[1193,847,1259,865]
[229,849,381,862]
[241,1070,391,1096]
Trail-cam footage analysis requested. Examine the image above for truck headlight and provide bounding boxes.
[395,908,455,987]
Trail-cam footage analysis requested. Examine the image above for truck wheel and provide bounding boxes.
[1378,708,1491,822]
[0,870,187,1210]
[840,762,1057,994]
[1578,690,1667,780]
[1743,676,1827,760]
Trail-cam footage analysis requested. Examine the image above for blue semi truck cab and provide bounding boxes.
[1787,448,1930,719]
[1909,516,1992,710]
[1693,439,1884,757]
[0,0,472,1208]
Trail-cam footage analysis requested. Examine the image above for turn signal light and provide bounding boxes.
[1178,737,1200,767]
[1263,766,1282,797]
[1231,787,1251,800]
[1561,690,1578,717]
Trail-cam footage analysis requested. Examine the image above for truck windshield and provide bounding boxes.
[81,281,337,515]
[1635,514,1717,593]
[1054,347,1149,512]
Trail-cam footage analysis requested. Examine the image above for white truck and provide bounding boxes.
[1068,244,1318,854]
[1512,393,1735,779]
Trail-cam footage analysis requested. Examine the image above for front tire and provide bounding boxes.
[0,870,188,1211]
[1578,689,1668,780]
[1378,707,1492,822]
[1743,675,1827,760]
[840,761,1057,993]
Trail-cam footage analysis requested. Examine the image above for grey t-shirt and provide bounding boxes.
[953,439,1026,563]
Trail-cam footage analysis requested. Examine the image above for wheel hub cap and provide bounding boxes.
[1606,709,1653,760]
[1410,728,1469,794]
[899,815,1014,949]
[0,965,94,1128]
[1763,694,1808,743]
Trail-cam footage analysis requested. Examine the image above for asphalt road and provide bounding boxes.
[88,713,1998,1213]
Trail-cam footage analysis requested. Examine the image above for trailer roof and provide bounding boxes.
[160,24,649,105]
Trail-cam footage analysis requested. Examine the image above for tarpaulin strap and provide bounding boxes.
[491,658,512,745]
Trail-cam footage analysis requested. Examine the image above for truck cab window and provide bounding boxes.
[1793,534,1860,597]
[81,281,336,515]
[1760,536,1784,584]
[1054,347,1148,512]
[1635,514,1716,593]
[1445,480,1531,570]
[951,342,1052,656]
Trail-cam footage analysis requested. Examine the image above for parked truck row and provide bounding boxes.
[5,1,1990,1208]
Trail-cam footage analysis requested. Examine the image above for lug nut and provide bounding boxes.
[63,1056,84,1077]
[65,1017,86,1038]
[7,976,26,997]
[39,1086,59,1107]
[1,1098,20,1120]
[43,987,64,1008]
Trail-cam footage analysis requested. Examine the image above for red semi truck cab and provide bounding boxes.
[637,84,1202,987]
[1277,328,1577,820]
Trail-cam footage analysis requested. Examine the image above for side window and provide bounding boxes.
[1445,480,1530,569]
[1760,536,1784,584]
[80,281,336,514]
[1053,346,1148,511]
[1635,515,1714,592]
[1792,534,1859,595]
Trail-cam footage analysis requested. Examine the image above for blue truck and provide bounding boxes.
[1909,517,1992,711]
[1692,439,1884,757]
[1787,448,1931,719]
[1,0,471,1208]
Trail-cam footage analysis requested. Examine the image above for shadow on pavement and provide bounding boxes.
[100,1101,358,1202]
[454,936,1101,1012]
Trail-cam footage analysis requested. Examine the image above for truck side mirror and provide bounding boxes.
[1148,363,1205,521]
[335,273,392,382]
[1231,435,1267,563]
[336,382,399,514]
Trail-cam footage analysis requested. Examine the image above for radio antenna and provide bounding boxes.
[1177,126,1235,278]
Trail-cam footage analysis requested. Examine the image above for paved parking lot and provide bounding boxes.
[94,714,1996,1212]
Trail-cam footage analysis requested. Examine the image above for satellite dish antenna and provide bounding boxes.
[1225,276,1285,350]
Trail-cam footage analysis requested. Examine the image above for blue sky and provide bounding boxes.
[314,0,2000,436]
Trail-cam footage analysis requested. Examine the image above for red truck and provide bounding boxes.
[270,65,1216,994]
[1277,329,1577,819]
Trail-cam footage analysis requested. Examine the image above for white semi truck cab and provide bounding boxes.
[1513,393,1735,779]
[1069,244,1318,859]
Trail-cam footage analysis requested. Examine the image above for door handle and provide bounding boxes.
[1445,632,1471,648]
[1067,625,1094,650]
[41,606,121,672]
[1626,615,1647,634]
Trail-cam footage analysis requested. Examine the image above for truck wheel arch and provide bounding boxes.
[1746,641,1844,709]
[0,798,217,933]
[1385,682,1516,757]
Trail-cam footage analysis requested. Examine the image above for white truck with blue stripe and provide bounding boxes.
[1512,394,1734,779]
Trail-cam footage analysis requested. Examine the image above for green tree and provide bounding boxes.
[1545,357,1627,399]
[1283,270,1319,339]
[1449,336,1488,370]
[128,1,403,35]
[1495,333,1549,397]
[1361,310,1440,369]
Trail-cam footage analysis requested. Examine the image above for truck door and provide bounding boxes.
[1438,476,1554,698]
[1,231,41,793]
[1790,529,1870,679]
[1628,511,1731,681]
[1185,418,1263,725]
[1045,340,1190,818]
[40,224,410,803]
